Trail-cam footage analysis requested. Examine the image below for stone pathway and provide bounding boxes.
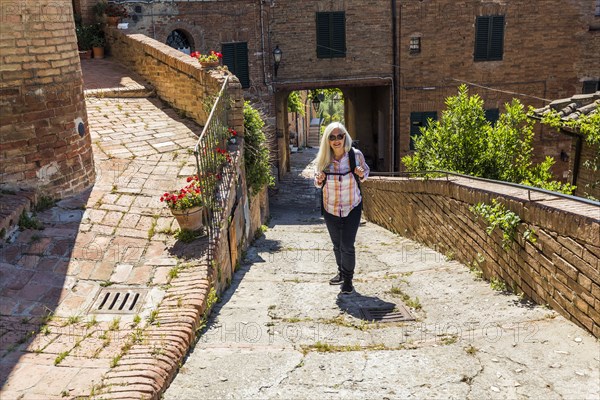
[0,71,210,399]
[164,148,599,400]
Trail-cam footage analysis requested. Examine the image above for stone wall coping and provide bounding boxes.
[368,175,600,222]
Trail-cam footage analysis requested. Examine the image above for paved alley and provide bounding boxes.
[0,59,211,399]
[164,148,599,399]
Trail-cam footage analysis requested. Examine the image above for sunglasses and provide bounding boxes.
[328,133,345,141]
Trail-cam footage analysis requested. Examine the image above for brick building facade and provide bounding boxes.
[14,0,598,186]
[1,0,95,198]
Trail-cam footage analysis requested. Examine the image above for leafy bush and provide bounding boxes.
[243,102,273,195]
[541,103,600,199]
[402,85,574,194]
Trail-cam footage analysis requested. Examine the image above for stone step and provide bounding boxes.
[0,190,37,239]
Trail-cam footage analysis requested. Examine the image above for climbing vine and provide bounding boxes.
[470,199,536,250]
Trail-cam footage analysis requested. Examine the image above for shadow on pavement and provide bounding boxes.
[0,189,90,388]
[335,291,397,321]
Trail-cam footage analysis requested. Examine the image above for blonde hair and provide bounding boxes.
[315,122,353,172]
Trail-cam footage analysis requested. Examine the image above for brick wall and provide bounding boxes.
[362,177,600,337]
[105,29,244,134]
[398,0,591,173]
[0,0,95,199]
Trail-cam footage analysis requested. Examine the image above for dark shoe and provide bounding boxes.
[329,273,343,285]
[340,281,354,294]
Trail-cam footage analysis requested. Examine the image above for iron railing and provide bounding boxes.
[369,170,600,207]
[193,76,234,247]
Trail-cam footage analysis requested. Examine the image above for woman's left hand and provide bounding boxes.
[354,166,365,179]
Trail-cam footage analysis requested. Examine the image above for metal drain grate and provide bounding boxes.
[90,288,147,314]
[360,304,415,322]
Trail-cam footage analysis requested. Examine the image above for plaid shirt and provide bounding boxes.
[315,150,370,217]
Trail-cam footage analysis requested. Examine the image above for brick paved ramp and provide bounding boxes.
[164,148,599,400]
[0,65,211,399]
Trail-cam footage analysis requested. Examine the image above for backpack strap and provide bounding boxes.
[348,149,361,195]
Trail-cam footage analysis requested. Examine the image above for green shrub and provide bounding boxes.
[243,102,273,195]
[403,85,574,194]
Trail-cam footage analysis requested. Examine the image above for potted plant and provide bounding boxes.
[190,50,223,68]
[105,2,129,26]
[90,35,106,59]
[94,1,129,26]
[160,176,205,231]
[75,23,93,59]
[89,24,106,59]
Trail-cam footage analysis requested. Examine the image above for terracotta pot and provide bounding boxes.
[79,50,92,60]
[200,60,220,68]
[92,47,105,59]
[171,206,204,231]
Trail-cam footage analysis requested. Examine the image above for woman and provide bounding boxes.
[314,122,369,294]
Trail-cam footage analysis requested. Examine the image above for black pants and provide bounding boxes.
[323,202,362,282]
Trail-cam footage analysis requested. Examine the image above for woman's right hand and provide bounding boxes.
[315,171,326,186]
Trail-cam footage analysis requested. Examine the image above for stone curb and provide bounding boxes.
[92,263,214,399]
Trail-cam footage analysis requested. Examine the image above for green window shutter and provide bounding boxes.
[316,12,346,59]
[331,12,346,58]
[474,16,491,61]
[582,80,599,94]
[485,108,499,125]
[475,15,504,61]
[222,42,250,88]
[316,13,330,58]
[489,16,504,60]
[410,111,437,151]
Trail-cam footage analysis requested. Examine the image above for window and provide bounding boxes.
[166,30,192,55]
[474,15,505,61]
[485,108,499,126]
[316,12,346,58]
[410,37,421,54]
[596,0,600,16]
[582,80,599,94]
[410,111,437,151]
[222,42,250,88]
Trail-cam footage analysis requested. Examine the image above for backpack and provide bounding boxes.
[319,149,361,215]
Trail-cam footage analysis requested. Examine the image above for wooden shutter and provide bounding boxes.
[410,111,437,150]
[474,16,491,61]
[489,16,504,60]
[475,15,504,61]
[331,12,346,58]
[485,108,500,125]
[316,13,330,58]
[221,42,250,88]
[316,12,346,58]
[582,80,599,94]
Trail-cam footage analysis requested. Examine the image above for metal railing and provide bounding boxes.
[369,170,600,207]
[193,76,234,247]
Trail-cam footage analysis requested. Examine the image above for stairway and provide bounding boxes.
[307,118,321,148]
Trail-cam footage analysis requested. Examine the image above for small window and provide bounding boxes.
[596,0,600,16]
[410,37,421,54]
[316,12,346,58]
[410,111,437,151]
[222,42,250,89]
[485,108,500,126]
[166,30,192,55]
[474,15,505,61]
[582,80,600,94]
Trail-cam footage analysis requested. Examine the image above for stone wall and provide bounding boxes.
[0,0,95,198]
[362,177,600,337]
[105,29,244,134]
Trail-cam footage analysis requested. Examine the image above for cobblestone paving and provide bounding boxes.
[164,148,599,400]
[0,93,210,399]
